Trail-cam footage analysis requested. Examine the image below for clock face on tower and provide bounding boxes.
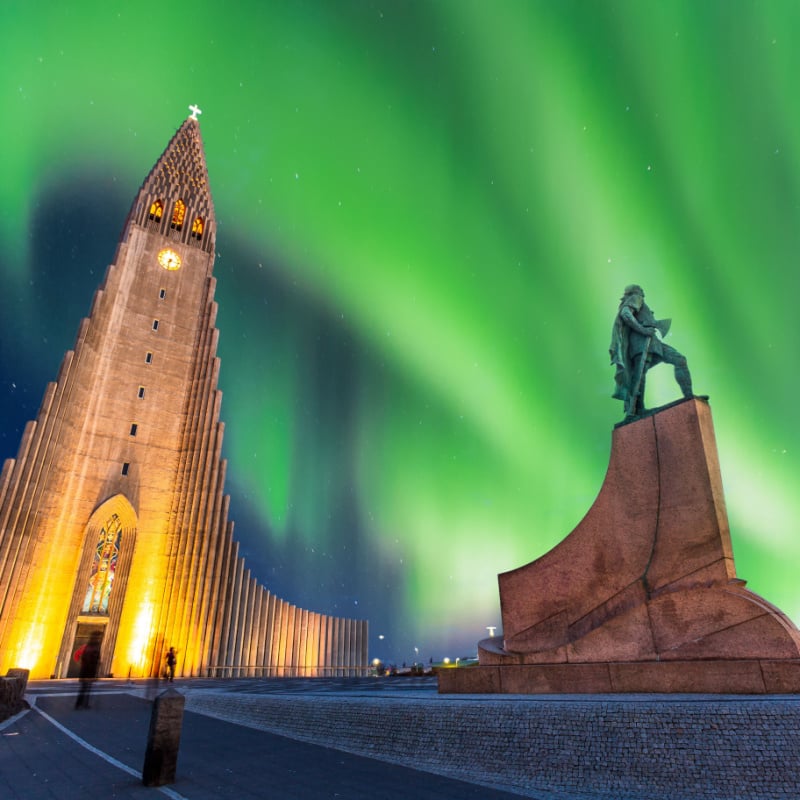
[157,248,182,271]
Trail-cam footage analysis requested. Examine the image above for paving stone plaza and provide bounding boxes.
[2,677,799,799]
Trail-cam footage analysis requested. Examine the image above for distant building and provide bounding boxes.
[0,111,367,680]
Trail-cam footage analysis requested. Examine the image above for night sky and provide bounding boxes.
[2,1,799,666]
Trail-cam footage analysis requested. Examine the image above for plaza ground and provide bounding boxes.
[2,676,799,799]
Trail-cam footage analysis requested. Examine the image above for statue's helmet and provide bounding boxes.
[623,284,644,297]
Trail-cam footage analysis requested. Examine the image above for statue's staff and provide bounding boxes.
[628,335,651,417]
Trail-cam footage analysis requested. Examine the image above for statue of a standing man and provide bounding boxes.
[610,285,693,419]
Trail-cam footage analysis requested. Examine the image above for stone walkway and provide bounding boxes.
[0,680,527,800]
[3,677,800,799]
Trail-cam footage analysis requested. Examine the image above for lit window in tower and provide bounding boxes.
[149,200,163,221]
[82,514,123,614]
[191,216,204,239]
[171,199,186,230]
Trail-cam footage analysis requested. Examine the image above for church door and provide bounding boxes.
[66,623,106,678]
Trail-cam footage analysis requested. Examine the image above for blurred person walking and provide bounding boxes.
[75,631,102,709]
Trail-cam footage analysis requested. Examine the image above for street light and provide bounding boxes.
[486,625,497,638]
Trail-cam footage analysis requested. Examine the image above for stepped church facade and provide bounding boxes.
[0,110,368,680]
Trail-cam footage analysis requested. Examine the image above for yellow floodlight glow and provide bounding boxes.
[13,622,45,672]
[127,602,154,675]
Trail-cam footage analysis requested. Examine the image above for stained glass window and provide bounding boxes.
[149,200,163,221]
[171,199,186,230]
[82,514,122,615]
[191,216,204,239]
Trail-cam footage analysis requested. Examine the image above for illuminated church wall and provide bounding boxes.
[0,114,367,680]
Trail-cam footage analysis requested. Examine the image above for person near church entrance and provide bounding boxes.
[166,647,177,682]
[75,631,102,709]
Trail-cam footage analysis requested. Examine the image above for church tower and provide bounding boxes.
[0,109,367,679]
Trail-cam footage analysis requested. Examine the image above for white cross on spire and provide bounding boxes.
[188,104,203,121]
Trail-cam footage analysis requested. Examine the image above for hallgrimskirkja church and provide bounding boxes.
[0,110,368,680]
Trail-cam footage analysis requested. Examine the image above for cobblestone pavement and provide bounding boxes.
[177,681,800,800]
[9,678,800,799]
[2,683,530,800]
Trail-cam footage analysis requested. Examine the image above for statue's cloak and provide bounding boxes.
[609,312,632,402]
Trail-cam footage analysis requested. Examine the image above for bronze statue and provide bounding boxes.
[610,285,692,419]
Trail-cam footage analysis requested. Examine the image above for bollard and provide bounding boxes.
[142,688,185,786]
[1,668,30,721]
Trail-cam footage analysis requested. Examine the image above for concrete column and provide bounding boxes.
[206,529,234,677]
[297,609,308,676]
[307,612,320,677]
[264,593,276,677]
[232,569,251,677]
[323,616,333,677]
[333,617,343,677]
[226,556,245,677]
[276,599,288,677]
[238,574,255,676]
[344,619,352,676]
[253,589,268,677]
[284,605,297,676]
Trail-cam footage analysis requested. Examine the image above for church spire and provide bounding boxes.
[126,107,216,253]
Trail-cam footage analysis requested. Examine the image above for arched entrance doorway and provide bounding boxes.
[58,495,137,678]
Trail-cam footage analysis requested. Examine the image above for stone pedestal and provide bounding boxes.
[440,398,800,694]
[142,688,185,786]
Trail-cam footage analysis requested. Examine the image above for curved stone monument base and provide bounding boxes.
[440,398,800,694]
[439,654,800,694]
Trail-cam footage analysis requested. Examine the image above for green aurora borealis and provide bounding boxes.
[2,0,799,664]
